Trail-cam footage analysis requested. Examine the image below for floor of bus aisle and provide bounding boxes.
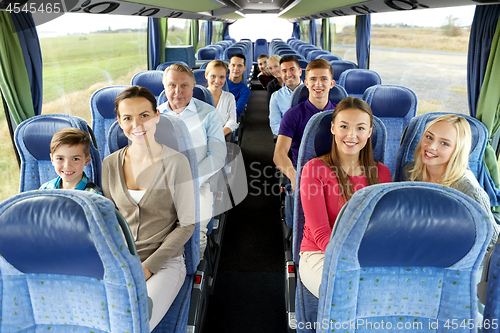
[203,86,287,333]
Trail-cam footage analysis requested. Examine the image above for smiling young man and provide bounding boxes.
[268,55,303,137]
[273,59,336,192]
[158,63,226,255]
[227,53,251,119]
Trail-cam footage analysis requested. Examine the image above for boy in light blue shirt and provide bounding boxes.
[40,128,102,195]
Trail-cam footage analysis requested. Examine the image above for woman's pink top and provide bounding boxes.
[300,158,391,253]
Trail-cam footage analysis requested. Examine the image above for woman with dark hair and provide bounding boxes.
[299,97,391,298]
[102,85,195,331]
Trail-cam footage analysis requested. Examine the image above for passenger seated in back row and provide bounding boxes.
[266,54,283,107]
[40,128,102,195]
[299,97,391,298]
[256,54,274,89]
[227,53,251,119]
[273,59,337,192]
[269,55,303,137]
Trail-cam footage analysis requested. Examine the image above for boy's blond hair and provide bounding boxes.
[50,128,91,157]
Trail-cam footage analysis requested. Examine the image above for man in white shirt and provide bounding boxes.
[158,63,227,255]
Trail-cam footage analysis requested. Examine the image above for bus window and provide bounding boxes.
[38,13,147,123]
[0,92,20,201]
[212,21,224,44]
[300,21,310,43]
[329,16,356,62]
[314,19,322,49]
[228,15,293,42]
[198,20,208,52]
[168,18,191,46]
[370,6,474,115]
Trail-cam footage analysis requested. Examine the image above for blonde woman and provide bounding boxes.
[403,114,499,245]
[205,60,238,136]
[266,54,283,107]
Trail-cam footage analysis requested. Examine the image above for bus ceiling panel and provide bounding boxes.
[64,0,235,22]
[278,0,482,21]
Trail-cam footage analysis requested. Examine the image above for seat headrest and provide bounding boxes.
[329,60,358,81]
[131,71,164,97]
[358,187,476,267]
[342,70,381,95]
[94,86,127,119]
[368,85,413,118]
[23,117,74,160]
[0,195,104,278]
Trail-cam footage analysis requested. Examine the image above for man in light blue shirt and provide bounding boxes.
[158,63,226,255]
[269,55,303,137]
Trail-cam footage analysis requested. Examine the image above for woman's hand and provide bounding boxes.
[142,264,152,281]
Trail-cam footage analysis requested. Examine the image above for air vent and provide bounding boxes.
[247,0,273,3]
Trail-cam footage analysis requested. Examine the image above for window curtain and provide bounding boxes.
[191,20,199,52]
[355,14,371,69]
[10,12,42,117]
[468,5,500,118]
[292,22,300,39]
[322,18,330,52]
[475,7,500,210]
[223,22,232,41]
[0,12,35,126]
[310,20,316,46]
[147,17,167,70]
[207,21,213,44]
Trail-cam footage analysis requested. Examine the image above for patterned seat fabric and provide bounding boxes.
[90,85,129,161]
[0,190,149,332]
[363,84,418,176]
[14,114,102,191]
[130,70,165,99]
[338,69,382,98]
[316,182,491,332]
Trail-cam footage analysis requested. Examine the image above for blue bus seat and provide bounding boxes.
[254,38,268,61]
[484,237,500,327]
[107,113,205,332]
[363,84,417,175]
[90,85,129,161]
[156,61,189,71]
[208,44,224,58]
[291,111,386,332]
[158,85,215,107]
[329,60,359,81]
[291,84,348,108]
[317,54,342,62]
[165,45,195,68]
[199,60,229,70]
[14,113,102,191]
[315,182,491,332]
[130,70,165,100]
[223,46,245,61]
[197,47,218,60]
[306,50,329,62]
[0,190,150,332]
[393,112,495,201]
[338,68,382,98]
